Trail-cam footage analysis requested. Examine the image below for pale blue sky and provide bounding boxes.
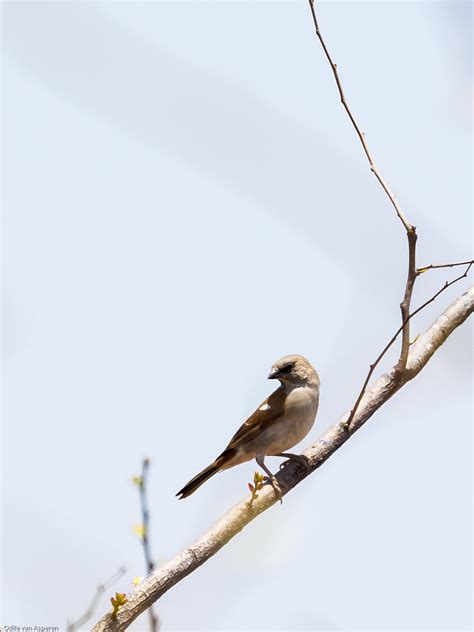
[1,2,472,630]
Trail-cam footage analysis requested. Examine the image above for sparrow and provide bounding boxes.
[176,354,320,500]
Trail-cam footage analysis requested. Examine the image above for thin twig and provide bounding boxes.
[342,262,472,432]
[307,0,418,374]
[307,0,411,231]
[136,459,159,632]
[417,259,474,275]
[67,566,126,631]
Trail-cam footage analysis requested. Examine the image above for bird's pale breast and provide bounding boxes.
[242,385,319,457]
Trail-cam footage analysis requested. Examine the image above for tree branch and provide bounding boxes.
[135,459,159,632]
[307,0,411,231]
[307,0,420,377]
[396,228,417,372]
[417,259,474,274]
[92,286,474,632]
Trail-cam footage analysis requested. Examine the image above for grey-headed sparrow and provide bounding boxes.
[177,355,320,500]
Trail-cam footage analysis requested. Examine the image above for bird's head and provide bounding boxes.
[268,354,319,388]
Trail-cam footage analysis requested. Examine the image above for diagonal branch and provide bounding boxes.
[92,286,474,632]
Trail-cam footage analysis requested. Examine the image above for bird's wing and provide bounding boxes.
[225,387,286,450]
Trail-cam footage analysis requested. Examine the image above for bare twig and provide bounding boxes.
[92,287,474,632]
[67,566,126,631]
[417,259,474,275]
[307,0,419,375]
[342,263,472,432]
[135,458,159,632]
[307,0,411,231]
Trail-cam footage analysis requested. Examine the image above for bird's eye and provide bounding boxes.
[281,363,294,373]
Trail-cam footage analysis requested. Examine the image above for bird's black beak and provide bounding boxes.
[268,368,279,379]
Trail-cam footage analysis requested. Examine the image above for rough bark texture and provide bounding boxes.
[92,286,473,632]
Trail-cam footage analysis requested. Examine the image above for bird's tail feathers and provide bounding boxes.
[176,456,225,499]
